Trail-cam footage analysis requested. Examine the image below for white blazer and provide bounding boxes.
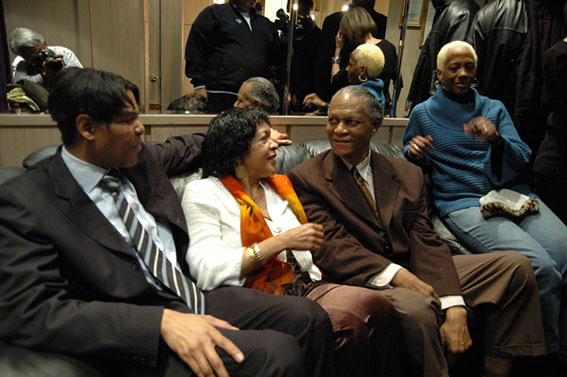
[181,176,322,291]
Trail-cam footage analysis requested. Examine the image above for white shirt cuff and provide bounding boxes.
[439,295,466,310]
[367,263,402,288]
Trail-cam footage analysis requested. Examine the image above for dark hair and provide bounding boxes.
[352,0,376,10]
[167,93,209,114]
[48,68,139,146]
[202,108,271,178]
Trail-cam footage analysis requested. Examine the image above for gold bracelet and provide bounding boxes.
[246,247,257,265]
[245,243,264,267]
[250,242,264,265]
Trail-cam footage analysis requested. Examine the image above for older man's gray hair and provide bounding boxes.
[243,77,280,114]
[332,85,383,122]
[9,28,44,56]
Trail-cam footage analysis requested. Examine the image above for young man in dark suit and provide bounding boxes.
[288,85,548,377]
[0,67,336,377]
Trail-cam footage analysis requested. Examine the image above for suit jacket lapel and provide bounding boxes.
[50,152,135,257]
[324,152,380,227]
[371,152,398,230]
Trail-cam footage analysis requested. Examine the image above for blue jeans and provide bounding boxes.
[444,200,567,355]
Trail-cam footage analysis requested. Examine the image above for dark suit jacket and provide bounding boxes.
[288,150,461,297]
[0,135,204,366]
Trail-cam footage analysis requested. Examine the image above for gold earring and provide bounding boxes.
[235,164,247,179]
[358,74,368,83]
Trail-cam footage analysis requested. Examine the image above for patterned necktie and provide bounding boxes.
[352,166,378,217]
[99,169,205,314]
[352,167,391,247]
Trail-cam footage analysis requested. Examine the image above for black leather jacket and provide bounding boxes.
[407,0,479,110]
[466,0,528,114]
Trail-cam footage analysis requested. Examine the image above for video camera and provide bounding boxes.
[274,8,291,35]
[29,49,63,75]
[274,8,314,41]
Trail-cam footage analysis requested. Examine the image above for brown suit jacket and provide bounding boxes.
[288,150,462,297]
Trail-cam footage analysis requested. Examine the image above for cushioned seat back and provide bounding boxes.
[23,145,59,168]
[0,167,26,186]
[275,139,405,175]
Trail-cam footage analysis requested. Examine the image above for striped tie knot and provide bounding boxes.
[99,169,122,195]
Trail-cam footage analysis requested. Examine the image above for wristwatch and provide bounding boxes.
[331,56,341,64]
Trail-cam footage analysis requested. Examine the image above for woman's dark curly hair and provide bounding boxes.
[202,108,271,178]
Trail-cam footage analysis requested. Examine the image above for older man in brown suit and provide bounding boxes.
[288,85,548,377]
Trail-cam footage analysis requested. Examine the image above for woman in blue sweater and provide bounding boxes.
[403,41,567,359]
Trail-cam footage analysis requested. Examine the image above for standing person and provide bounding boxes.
[534,6,567,225]
[0,67,337,377]
[181,108,400,377]
[9,27,82,88]
[304,7,396,114]
[466,0,528,116]
[307,0,387,107]
[286,0,322,110]
[289,85,548,377]
[185,0,284,113]
[403,41,567,365]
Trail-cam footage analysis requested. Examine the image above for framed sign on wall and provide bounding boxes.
[399,0,429,28]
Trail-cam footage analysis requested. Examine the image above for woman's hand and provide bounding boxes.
[279,223,324,252]
[335,30,344,53]
[407,135,434,159]
[463,117,502,144]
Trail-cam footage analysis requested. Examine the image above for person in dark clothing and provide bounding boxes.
[514,0,566,156]
[534,8,567,225]
[406,0,479,111]
[286,0,322,111]
[329,7,397,115]
[305,0,387,107]
[466,0,528,116]
[184,0,284,113]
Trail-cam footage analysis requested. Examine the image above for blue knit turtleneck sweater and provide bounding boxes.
[403,88,532,216]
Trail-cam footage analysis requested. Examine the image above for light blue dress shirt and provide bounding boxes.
[61,147,179,291]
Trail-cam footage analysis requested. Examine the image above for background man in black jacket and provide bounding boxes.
[185,0,284,113]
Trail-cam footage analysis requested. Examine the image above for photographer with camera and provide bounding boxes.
[9,27,82,89]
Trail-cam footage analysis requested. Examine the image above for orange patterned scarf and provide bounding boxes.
[219,174,307,295]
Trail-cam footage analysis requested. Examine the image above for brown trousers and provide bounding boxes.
[310,251,548,377]
[305,282,402,377]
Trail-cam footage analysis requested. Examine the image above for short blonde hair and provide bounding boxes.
[340,7,377,42]
[436,41,478,70]
[351,44,385,79]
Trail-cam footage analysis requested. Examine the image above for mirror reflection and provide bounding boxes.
[5,0,499,118]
